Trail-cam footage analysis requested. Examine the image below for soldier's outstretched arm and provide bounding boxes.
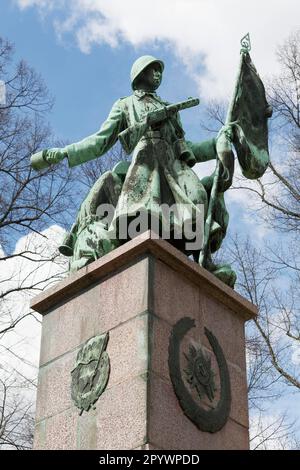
[186,138,217,163]
[31,100,125,170]
[187,124,234,164]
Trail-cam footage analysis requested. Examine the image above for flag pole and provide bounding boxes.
[199,34,251,268]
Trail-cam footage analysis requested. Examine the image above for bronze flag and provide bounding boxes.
[231,52,273,179]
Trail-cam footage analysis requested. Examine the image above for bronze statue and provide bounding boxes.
[31,35,272,288]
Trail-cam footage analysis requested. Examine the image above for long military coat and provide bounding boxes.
[64,90,219,245]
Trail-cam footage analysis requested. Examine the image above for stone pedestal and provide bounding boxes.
[31,231,256,450]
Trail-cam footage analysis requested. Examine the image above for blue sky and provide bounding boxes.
[2,0,293,243]
[1,0,298,281]
[2,0,299,147]
[1,0,300,441]
[0,0,295,292]
[0,1,203,144]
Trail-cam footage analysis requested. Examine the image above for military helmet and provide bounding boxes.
[130,55,164,89]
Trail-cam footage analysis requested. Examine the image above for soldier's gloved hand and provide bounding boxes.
[45,148,67,164]
[147,108,167,126]
[31,148,67,170]
[217,124,233,143]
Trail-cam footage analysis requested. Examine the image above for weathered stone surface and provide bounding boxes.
[39,257,149,366]
[35,374,148,450]
[31,232,257,320]
[35,349,77,423]
[153,259,201,326]
[32,232,256,450]
[200,293,247,371]
[149,315,248,429]
[106,313,149,388]
[34,408,77,450]
[36,313,150,422]
[148,373,249,450]
[96,375,148,450]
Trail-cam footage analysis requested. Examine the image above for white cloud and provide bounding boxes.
[15,0,300,99]
[250,411,299,450]
[223,149,293,240]
[0,225,67,382]
[16,0,62,10]
[291,344,300,366]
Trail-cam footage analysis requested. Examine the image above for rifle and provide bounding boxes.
[118,97,200,154]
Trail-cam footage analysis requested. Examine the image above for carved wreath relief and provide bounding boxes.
[71,333,110,415]
[168,317,231,433]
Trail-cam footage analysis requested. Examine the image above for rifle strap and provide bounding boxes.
[170,116,185,138]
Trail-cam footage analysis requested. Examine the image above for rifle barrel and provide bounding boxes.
[166,98,200,113]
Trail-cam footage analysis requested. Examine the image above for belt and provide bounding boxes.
[140,130,175,148]
[139,133,194,164]
[141,130,164,140]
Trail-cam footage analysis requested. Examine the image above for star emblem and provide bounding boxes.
[184,343,217,402]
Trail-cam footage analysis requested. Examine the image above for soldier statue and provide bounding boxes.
[31,36,272,288]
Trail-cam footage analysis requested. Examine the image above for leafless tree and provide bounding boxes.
[230,30,300,234]
[217,234,300,449]
[75,141,129,189]
[0,35,76,347]
[201,29,300,448]
[0,36,131,449]
[0,36,76,448]
[0,35,129,334]
[250,412,299,450]
[0,376,35,450]
[227,237,300,390]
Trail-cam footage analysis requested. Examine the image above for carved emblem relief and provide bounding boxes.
[184,343,217,403]
[168,317,231,433]
[71,333,110,415]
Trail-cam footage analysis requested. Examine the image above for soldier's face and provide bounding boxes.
[141,63,162,91]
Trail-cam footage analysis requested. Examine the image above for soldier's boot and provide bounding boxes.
[204,252,237,289]
[69,256,91,272]
[211,264,237,288]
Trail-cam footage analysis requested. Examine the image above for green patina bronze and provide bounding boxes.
[71,333,110,415]
[168,317,231,433]
[198,34,272,272]
[30,37,271,287]
[60,161,129,272]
